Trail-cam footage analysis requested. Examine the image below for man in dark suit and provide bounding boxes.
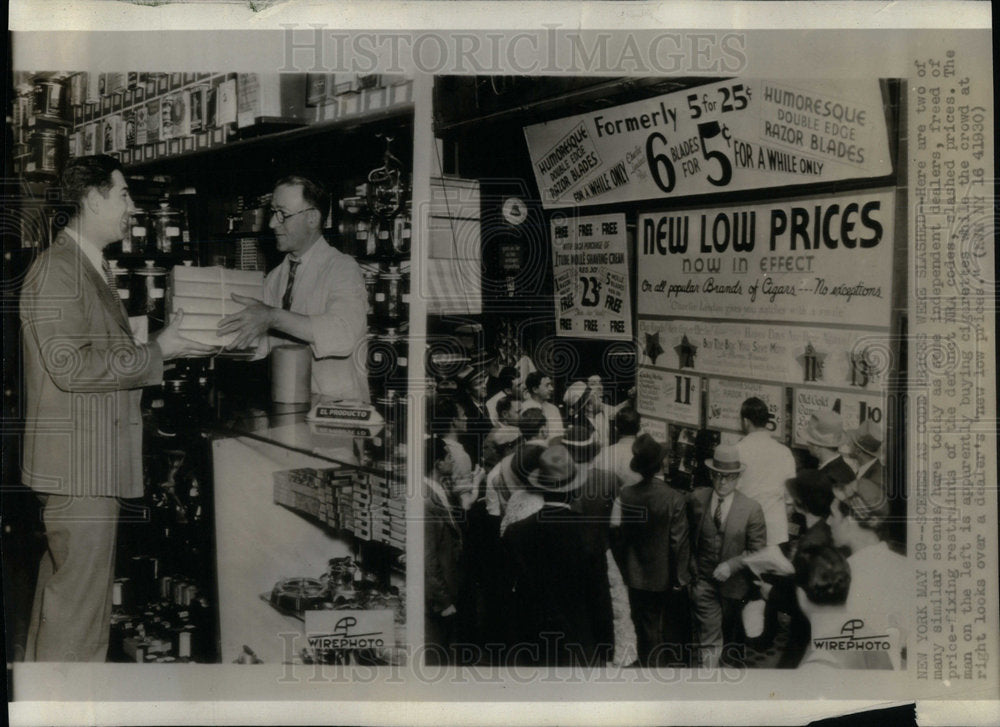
[611,434,690,667]
[20,155,212,661]
[800,410,855,487]
[688,444,766,668]
[503,444,614,666]
[847,420,883,487]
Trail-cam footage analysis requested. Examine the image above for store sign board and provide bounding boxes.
[706,378,786,440]
[550,212,633,340]
[305,609,395,652]
[637,366,701,426]
[524,79,892,209]
[636,190,895,328]
[638,418,668,443]
[792,388,887,449]
[637,318,889,390]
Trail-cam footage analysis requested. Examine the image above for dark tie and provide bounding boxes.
[713,497,724,531]
[101,260,123,307]
[281,259,299,310]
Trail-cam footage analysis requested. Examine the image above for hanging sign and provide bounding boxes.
[636,367,701,426]
[524,79,892,209]
[792,388,887,448]
[550,212,633,340]
[636,189,895,329]
[637,318,889,390]
[706,378,787,440]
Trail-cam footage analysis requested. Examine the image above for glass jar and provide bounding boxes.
[152,201,184,254]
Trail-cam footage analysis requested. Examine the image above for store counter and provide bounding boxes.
[207,398,405,665]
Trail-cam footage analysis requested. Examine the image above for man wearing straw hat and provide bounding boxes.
[800,410,856,487]
[503,444,614,666]
[688,444,766,668]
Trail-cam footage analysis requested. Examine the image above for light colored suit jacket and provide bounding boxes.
[20,232,164,498]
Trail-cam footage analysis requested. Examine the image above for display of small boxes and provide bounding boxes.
[169,265,264,348]
[236,73,306,128]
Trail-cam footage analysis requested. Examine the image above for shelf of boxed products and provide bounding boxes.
[11,70,414,177]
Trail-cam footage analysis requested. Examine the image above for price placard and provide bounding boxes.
[525,79,892,209]
[550,212,632,340]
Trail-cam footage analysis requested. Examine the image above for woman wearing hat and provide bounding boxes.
[687,444,767,668]
[503,444,615,666]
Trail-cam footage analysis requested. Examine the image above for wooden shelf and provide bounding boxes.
[125,102,414,173]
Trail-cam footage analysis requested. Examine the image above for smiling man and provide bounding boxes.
[21,155,213,661]
[218,175,369,402]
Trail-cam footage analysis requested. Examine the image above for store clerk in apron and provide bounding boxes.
[218,175,369,403]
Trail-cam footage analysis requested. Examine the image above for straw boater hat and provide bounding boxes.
[704,443,745,474]
[629,433,666,477]
[847,420,883,456]
[527,444,588,494]
[800,410,846,449]
[562,381,592,418]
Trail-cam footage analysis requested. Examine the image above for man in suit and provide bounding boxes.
[503,444,614,666]
[847,420,883,487]
[800,410,856,487]
[688,444,767,668]
[611,434,690,667]
[20,155,212,661]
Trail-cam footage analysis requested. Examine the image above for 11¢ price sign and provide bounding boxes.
[550,212,633,340]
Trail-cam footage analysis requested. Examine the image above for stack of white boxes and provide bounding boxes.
[169,265,264,348]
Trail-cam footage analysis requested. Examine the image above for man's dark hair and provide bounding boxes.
[786,470,835,518]
[615,406,641,437]
[740,397,772,428]
[275,174,330,221]
[495,395,513,418]
[496,366,518,391]
[60,154,123,211]
[430,396,463,433]
[517,408,547,441]
[425,436,450,476]
[524,371,548,395]
[796,544,851,606]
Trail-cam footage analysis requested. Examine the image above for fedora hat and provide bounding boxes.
[629,433,666,476]
[800,410,846,449]
[501,443,544,488]
[705,443,745,473]
[560,423,599,463]
[527,444,588,494]
[847,420,883,456]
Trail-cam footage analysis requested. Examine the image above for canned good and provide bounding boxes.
[374,219,394,258]
[29,130,67,178]
[374,267,405,323]
[131,260,167,331]
[33,78,68,122]
[339,195,368,215]
[367,326,408,394]
[360,265,379,317]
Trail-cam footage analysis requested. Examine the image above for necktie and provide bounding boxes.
[101,260,123,307]
[281,259,299,310]
[713,496,724,531]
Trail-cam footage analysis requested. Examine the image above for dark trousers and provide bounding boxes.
[627,587,666,667]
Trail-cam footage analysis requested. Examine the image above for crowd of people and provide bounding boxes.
[424,363,903,670]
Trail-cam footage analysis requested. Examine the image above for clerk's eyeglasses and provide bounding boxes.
[270,207,316,224]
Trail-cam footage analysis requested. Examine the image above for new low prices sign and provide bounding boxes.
[524,79,893,209]
[550,212,633,340]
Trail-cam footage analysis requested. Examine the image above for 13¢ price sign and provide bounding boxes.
[550,212,633,340]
